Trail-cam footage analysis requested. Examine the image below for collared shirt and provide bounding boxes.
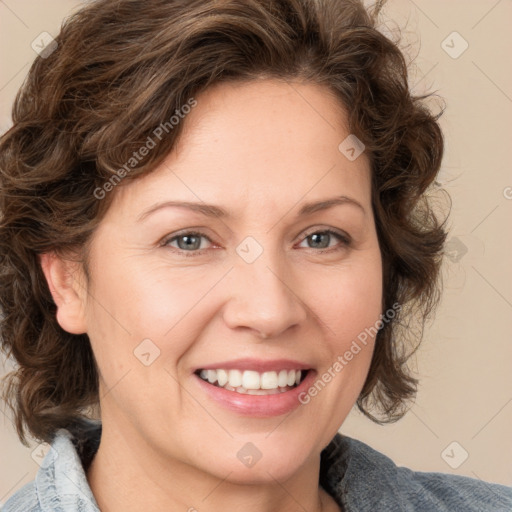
[3,420,512,511]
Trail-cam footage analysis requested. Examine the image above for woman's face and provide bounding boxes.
[77,79,382,482]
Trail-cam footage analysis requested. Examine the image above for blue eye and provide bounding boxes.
[163,231,212,255]
[161,229,351,257]
[299,230,351,252]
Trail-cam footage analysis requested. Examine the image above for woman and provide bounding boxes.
[1,0,510,511]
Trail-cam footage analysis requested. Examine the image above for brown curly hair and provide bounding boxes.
[0,0,449,445]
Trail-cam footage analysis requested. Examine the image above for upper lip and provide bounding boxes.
[195,358,313,373]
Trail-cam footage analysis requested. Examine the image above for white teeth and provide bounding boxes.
[228,369,243,387]
[198,368,305,391]
[260,371,278,389]
[278,370,288,388]
[242,370,260,390]
[217,369,229,387]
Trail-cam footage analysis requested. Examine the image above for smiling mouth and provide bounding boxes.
[194,368,310,395]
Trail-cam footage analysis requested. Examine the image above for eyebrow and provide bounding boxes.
[137,195,366,222]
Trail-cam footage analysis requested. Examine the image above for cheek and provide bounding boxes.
[312,259,383,346]
[306,255,382,410]
[84,260,226,369]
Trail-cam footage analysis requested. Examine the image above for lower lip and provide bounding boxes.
[193,370,316,417]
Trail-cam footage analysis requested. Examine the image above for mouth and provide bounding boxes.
[194,368,310,395]
[192,360,317,416]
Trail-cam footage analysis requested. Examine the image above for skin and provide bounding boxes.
[41,79,383,512]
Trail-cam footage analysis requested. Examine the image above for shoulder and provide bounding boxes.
[2,481,41,512]
[407,469,512,510]
[321,433,512,512]
[2,420,101,512]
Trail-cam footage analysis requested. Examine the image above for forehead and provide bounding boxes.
[109,79,372,221]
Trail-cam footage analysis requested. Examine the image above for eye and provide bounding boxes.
[161,231,213,256]
[297,229,351,253]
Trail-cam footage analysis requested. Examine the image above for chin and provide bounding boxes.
[213,458,305,486]
[197,437,314,485]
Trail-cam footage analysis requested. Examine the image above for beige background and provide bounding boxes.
[1,0,511,504]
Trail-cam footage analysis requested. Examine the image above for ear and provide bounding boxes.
[39,252,88,334]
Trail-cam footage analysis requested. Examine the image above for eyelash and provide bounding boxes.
[160,228,352,258]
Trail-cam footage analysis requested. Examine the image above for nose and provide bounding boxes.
[222,248,308,340]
